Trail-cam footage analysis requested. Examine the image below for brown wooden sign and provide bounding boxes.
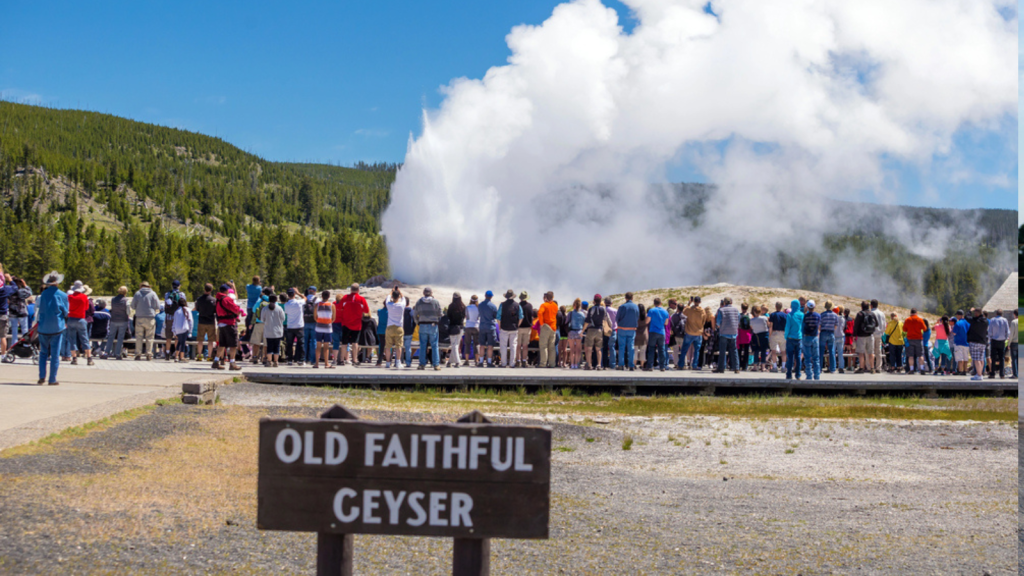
[257,416,552,540]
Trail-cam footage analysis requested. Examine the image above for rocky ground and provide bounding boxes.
[0,383,1016,575]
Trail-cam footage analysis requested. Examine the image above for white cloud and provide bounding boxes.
[0,88,44,105]
[383,0,1018,290]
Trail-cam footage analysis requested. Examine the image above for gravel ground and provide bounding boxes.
[0,383,1016,575]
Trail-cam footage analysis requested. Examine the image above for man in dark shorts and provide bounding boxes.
[212,284,242,371]
[337,283,369,366]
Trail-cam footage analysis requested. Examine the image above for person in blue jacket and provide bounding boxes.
[784,299,804,380]
[36,271,70,385]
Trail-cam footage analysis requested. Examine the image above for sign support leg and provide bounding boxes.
[453,538,490,576]
[316,404,359,576]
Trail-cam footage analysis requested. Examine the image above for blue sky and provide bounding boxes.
[0,0,1016,214]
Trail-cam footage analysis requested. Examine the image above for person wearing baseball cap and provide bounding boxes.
[497,290,522,367]
[131,280,161,360]
[476,291,499,366]
[515,291,533,368]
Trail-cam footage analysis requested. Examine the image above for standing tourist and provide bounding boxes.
[477,291,499,367]
[615,293,639,371]
[7,276,32,348]
[966,308,988,381]
[464,295,480,366]
[383,287,406,369]
[556,305,569,368]
[92,300,111,355]
[681,297,705,370]
[245,276,263,331]
[568,299,585,370]
[784,299,804,380]
[163,280,185,358]
[852,301,877,374]
[634,303,649,369]
[749,306,769,371]
[603,296,618,369]
[249,288,271,365]
[801,300,821,380]
[645,297,670,372]
[767,302,788,372]
[986,309,1009,379]
[302,287,319,365]
[414,287,442,370]
[515,292,533,368]
[737,303,752,371]
[36,271,69,385]
[902,309,926,375]
[171,298,192,363]
[194,284,218,361]
[66,281,93,366]
[446,292,466,369]
[715,298,740,374]
[337,283,370,367]
[105,286,132,360]
[132,281,161,361]
[932,316,953,375]
[0,270,18,356]
[870,300,886,373]
[261,294,286,368]
[884,312,905,374]
[282,289,305,366]
[375,300,388,366]
[951,310,971,375]
[818,303,838,374]
[1010,310,1018,378]
[497,290,522,368]
[403,299,416,368]
[583,294,607,370]
[313,290,336,369]
[537,292,559,369]
[211,284,242,371]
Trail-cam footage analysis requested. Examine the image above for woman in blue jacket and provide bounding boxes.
[36,271,70,385]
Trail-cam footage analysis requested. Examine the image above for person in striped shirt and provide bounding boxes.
[818,302,839,374]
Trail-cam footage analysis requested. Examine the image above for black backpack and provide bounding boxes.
[739,314,751,331]
[671,313,686,338]
[861,311,877,334]
[302,299,316,323]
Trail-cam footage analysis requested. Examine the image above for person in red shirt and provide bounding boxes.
[211,284,243,371]
[335,283,369,366]
[66,280,93,365]
[901,309,927,375]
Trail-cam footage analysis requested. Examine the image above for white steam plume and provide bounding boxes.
[382,0,1016,297]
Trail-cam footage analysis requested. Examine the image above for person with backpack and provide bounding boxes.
[767,302,788,372]
[194,283,218,361]
[784,299,804,379]
[171,298,193,363]
[211,284,242,371]
[966,308,989,381]
[163,280,185,359]
[313,290,336,368]
[737,303,753,371]
[302,287,319,365]
[852,301,878,374]
[497,289,522,368]
[7,276,32,349]
[715,298,740,374]
[282,289,305,366]
[670,302,687,370]
[801,300,822,380]
[583,294,606,370]
[249,287,271,365]
[261,294,286,368]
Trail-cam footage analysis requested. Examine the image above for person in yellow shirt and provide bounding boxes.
[885,313,905,373]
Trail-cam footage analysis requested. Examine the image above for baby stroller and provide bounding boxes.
[2,322,39,364]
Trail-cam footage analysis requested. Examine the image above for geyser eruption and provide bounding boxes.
[382,0,1016,297]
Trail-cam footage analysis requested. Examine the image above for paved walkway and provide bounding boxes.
[0,360,227,450]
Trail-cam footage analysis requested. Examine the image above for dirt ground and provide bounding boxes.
[0,384,1016,575]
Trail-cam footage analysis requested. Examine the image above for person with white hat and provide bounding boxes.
[131,281,161,360]
[36,271,69,385]
[65,280,94,366]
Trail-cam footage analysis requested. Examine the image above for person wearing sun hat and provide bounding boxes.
[64,280,94,366]
[36,271,69,385]
[132,281,161,360]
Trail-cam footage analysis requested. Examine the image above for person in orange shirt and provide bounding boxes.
[901,308,927,375]
[537,291,559,368]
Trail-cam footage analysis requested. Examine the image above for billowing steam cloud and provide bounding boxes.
[382,0,1016,299]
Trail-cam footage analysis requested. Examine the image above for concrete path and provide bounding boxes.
[0,361,227,450]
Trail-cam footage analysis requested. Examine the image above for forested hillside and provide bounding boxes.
[0,101,392,296]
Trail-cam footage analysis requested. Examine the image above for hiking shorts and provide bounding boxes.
[953,345,970,362]
[904,339,924,359]
[341,326,360,345]
[0,316,7,340]
[218,325,238,348]
[478,328,498,347]
[855,336,871,354]
[969,343,987,362]
[769,331,785,353]
[584,328,603,348]
[197,323,217,346]
[385,325,404,349]
[249,323,265,347]
[315,331,332,343]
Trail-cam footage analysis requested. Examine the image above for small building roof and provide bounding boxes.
[982,272,1017,313]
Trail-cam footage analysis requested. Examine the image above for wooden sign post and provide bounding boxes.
[257,405,551,576]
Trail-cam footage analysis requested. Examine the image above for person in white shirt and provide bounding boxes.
[171,298,193,363]
[464,295,481,367]
[282,289,306,366]
[384,287,407,368]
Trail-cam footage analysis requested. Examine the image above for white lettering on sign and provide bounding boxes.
[365,433,386,466]
[303,431,323,465]
[275,428,302,463]
[332,488,473,528]
[442,435,467,470]
[274,428,538,473]
[325,431,348,465]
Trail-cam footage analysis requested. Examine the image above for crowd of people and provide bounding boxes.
[0,265,1017,386]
